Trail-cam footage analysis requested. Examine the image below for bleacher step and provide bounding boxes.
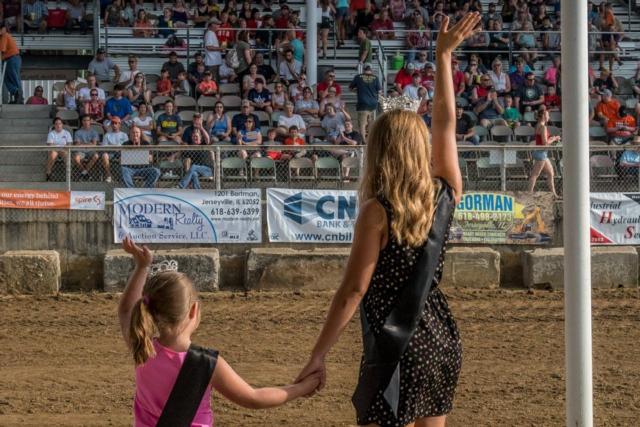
[0,151,46,166]
[0,105,52,119]
[0,133,49,146]
[0,165,46,182]
[0,118,54,129]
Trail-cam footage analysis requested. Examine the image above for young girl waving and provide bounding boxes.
[118,237,319,426]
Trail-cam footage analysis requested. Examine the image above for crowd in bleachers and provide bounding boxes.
[6,0,640,190]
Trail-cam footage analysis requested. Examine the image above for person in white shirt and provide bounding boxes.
[45,117,73,180]
[78,74,106,101]
[100,117,129,183]
[279,49,303,84]
[402,73,423,100]
[119,55,142,86]
[277,101,307,138]
[204,19,223,80]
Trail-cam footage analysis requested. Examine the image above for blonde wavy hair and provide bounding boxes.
[360,109,438,247]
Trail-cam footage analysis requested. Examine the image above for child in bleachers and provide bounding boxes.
[284,125,307,159]
[175,71,191,96]
[502,94,521,128]
[61,80,77,111]
[197,71,219,97]
[219,53,238,84]
[265,128,287,161]
[156,69,173,97]
[543,85,561,112]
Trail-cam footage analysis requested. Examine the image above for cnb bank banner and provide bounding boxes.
[114,188,262,244]
[267,189,358,243]
[449,192,555,244]
[591,192,640,244]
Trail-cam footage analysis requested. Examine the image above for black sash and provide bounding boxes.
[156,344,218,427]
[352,181,455,419]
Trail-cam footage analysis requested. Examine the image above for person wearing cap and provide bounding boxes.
[204,18,223,80]
[606,106,636,145]
[88,48,120,83]
[162,51,186,84]
[188,52,206,88]
[514,72,544,113]
[248,78,273,114]
[156,100,184,145]
[317,69,343,101]
[120,126,161,189]
[274,4,291,28]
[232,100,261,142]
[592,67,618,95]
[0,22,23,103]
[197,71,219,97]
[403,72,424,101]
[455,104,480,145]
[104,83,133,124]
[357,27,373,74]
[349,64,381,138]
[394,62,416,92]
[451,57,466,96]
[596,89,621,127]
[100,117,129,183]
[181,112,212,175]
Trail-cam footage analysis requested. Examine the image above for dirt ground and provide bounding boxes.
[1,288,639,427]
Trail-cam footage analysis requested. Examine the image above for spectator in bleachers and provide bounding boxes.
[196,70,218,97]
[279,48,303,85]
[162,51,186,84]
[288,74,307,102]
[515,21,538,66]
[100,116,128,183]
[128,73,152,109]
[219,52,238,84]
[177,129,214,189]
[89,48,120,83]
[104,0,125,27]
[232,99,260,140]
[253,53,277,84]
[484,2,501,26]
[318,0,334,59]
[264,128,287,161]
[295,86,320,126]
[171,0,190,28]
[451,57,466,96]
[357,27,373,74]
[26,85,48,105]
[23,0,48,33]
[248,78,273,114]
[65,0,90,35]
[371,8,395,40]
[487,58,511,97]
[119,55,142,86]
[181,111,211,167]
[283,125,308,159]
[242,63,266,98]
[411,51,430,72]
[466,22,489,64]
[455,105,479,145]
[541,17,561,53]
[45,117,73,181]
[73,115,101,178]
[502,94,521,127]
[474,83,505,128]
[277,101,306,138]
[156,68,173,97]
[60,79,78,111]
[157,7,176,38]
[403,73,423,100]
[606,106,637,145]
[193,0,211,27]
[595,89,620,127]
[394,62,415,92]
[354,1,375,32]
[319,86,345,118]
[0,22,22,104]
[255,14,276,49]
[599,2,623,70]
[78,74,105,101]
[132,103,154,140]
[509,57,528,94]
[156,100,183,144]
[405,14,429,65]
[543,56,561,87]
[175,71,191,96]
[235,30,254,76]
[528,108,559,197]
[515,72,544,113]
[216,11,235,47]
[105,83,133,124]
[207,101,233,143]
[122,0,143,27]
[204,18,223,80]
[543,85,561,112]
[420,63,435,98]
[487,19,509,61]
[317,69,342,101]
[335,0,349,47]
[404,0,427,25]
[2,0,21,32]
[592,67,618,94]
[237,115,263,160]
[274,4,292,28]
[133,9,154,37]
[120,125,161,188]
[510,9,533,34]
[321,104,350,144]
[82,88,105,123]
[188,52,206,88]
[282,28,305,63]
[272,81,289,111]
[350,64,380,138]
[500,0,517,23]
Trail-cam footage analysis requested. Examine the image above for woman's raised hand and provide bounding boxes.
[436,12,482,55]
[122,236,153,269]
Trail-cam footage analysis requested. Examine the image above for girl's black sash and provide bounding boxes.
[352,181,455,418]
[156,344,218,427]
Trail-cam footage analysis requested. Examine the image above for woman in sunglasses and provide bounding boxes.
[26,86,48,105]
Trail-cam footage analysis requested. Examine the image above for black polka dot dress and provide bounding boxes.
[356,194,463,426]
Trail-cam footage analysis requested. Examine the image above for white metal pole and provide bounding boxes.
[561,1,594,426]
[306,0,318,86]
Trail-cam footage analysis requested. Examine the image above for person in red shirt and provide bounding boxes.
[197,71,218,97]
[216,11,235,47]
[595,89,621,127]
[394,63,415,92]
[420,63,435,96]
[452,57,466,96]
[606,106,637,144]
[275,5,291,28]
[317,69,342,101]
[283,125,309,160]
[543,85,561,111]
[156,69,173,97]
[370,8,395,40]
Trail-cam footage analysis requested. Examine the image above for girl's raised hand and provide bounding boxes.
[122,236,153,269]
[436,12,482,55]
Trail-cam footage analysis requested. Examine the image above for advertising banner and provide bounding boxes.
[449,192,555,244]
[267,188,358,243]
[114,188,262,243]
[0,189,105,210]
[590,192,640,244]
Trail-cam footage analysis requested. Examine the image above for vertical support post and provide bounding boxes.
[382,53,388,96]
[306,0,318,86]
[562,1,593,426]
[93,0,100,53]
[215,147,222,190]
[66,148,72,191]
[186,28,191,68]
[500,147,506,192]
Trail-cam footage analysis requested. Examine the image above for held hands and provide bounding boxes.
[295,355,327,396]
[123,236,153,269]
[436,12,482,56]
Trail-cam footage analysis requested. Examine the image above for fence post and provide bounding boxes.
[215,147,222,190]
[66,148,72,191]
[500,146,506,192]
[186,27,191,65]
[93,0,100,52]
[508,29,513,64]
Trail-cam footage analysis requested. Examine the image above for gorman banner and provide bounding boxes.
[0,189,105,210]
[267,188,358,243]
[113,188,262,244]
[590,192,640,244]
[449,192,555,244]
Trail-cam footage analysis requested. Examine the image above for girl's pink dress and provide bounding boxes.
[134,339,214,427]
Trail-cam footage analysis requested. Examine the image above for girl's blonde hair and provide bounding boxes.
[129,271,196,365]
[360,109,438,247]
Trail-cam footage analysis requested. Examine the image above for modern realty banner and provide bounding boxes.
[267,189,358,243]
[113,188,262,243]
[0,189,105,210]
[449,192,555,244]
[590,192,640,244]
